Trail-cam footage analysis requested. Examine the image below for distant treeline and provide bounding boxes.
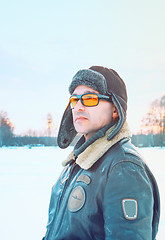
[132,134,165,148]
[0,134,164,148]
[0,136,57,147]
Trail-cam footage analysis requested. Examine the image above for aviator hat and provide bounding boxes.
[57,66,127,149]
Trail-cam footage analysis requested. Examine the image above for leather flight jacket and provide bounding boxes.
[43,124,160,240]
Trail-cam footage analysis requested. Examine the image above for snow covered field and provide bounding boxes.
[0,146,164,240]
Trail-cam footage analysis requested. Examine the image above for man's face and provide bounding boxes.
[71,85,115,141]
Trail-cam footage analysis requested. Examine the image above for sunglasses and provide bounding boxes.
[69,93,112,109]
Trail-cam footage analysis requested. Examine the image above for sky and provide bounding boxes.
[0,0,165,135]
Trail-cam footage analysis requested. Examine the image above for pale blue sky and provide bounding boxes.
[0,0,165,135]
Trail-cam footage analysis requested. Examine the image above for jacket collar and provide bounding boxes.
[62,122,132,170]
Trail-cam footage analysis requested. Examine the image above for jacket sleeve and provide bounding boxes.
[103,161,154,240]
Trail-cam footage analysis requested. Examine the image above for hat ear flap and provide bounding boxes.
[107,94,124,141]
[57,104,77,149]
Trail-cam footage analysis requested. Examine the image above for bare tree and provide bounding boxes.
[47,113,53,137]
[140,95,165,146]
[160,95,165,146]
[0,111,14,146]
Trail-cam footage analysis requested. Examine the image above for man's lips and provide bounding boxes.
[74,116,88,122]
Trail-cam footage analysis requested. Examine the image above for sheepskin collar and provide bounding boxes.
[62,122,132,170]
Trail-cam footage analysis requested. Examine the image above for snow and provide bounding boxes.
[0,146,164,240]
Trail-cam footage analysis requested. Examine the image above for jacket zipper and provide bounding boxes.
[57,161,77,211]
[50,161,80,238]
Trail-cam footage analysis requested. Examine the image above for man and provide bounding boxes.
[43,66,160,239]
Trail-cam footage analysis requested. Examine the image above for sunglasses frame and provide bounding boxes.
[69,92,112,109]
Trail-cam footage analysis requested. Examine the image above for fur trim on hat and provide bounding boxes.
[69,69,107,95]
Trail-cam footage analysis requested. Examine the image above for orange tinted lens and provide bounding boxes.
[82,94,98,106]
[70,96,78,109]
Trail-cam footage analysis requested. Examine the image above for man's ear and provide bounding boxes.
[112,105,119,120]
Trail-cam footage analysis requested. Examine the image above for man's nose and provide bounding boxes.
[74,99,85,111]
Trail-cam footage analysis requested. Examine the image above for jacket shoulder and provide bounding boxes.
[105,138,145,169]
